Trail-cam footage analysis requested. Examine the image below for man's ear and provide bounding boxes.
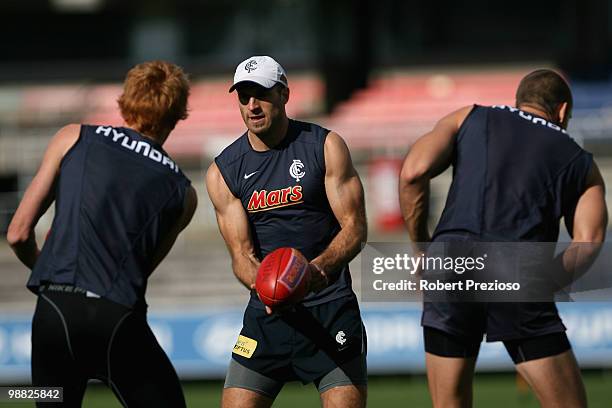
[557,101,570,129]
[281,87,290,105]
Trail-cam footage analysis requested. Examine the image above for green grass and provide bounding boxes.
[4,372,612,407]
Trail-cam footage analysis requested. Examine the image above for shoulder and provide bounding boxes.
[561,136,591,166]
[206,161,238,202]
[206,161,222,184]
[323,131,348,151]
[48,123,82,158]
[422,105,479,137]
[291,120,330,145]
[206,161,234,193]
[323,131,353,174]
[215,133,249,168]
[446,105,479,127]
[55,123,81,143]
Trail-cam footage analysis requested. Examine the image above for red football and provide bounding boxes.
[255,247,311,307]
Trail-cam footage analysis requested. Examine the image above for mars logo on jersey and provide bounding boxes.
[247,185,303,212]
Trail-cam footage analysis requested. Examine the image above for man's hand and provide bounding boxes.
[250,283,297,315]
[308,263,329,293]
[250,283,272,315]
[250,262,324,315]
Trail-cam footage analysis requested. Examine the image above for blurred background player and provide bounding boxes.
[206,56,368,408]
[399,69,607,408]
[7,60,197,407]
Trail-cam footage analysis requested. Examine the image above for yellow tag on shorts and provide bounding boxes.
[233,335,258,358]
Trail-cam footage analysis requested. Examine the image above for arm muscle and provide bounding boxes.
[206,162,259,289]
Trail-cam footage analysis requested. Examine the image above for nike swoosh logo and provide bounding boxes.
[244,171,258,179]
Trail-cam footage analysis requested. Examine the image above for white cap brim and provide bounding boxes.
[229,77,283,93]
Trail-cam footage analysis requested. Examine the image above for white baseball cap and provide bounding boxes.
[229,56,288,93]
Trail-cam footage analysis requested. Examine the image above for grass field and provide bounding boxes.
[4,371,611,407]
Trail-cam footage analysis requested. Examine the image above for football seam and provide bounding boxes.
[275,248,293,300]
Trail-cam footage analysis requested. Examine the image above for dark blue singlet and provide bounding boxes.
[29,125,189,407]
[215,119,355,308]
[423,105,593,342]
[434,105,592,242]
[28,125,191,308]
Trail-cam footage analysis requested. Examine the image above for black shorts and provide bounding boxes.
[230,295,367,388]
[424,326,571,364]
[422,301,566,342]
[32,285,185,408]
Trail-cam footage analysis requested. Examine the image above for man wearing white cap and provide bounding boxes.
[207,56,368,407]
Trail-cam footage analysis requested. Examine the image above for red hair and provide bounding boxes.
[118,60,190,138]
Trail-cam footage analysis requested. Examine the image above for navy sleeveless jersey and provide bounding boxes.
[434,105,593,242]
[28,125,191,308]
[215,120,354,308]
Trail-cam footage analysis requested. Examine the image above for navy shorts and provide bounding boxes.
[230,295,367,385]
[422,301,566,342]
[424,233,566,342]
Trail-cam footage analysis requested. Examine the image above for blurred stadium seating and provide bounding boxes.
[4,68,612,164]
[324,71,520,149]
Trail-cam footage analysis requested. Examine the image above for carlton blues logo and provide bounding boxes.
[245,60,258,73]
[247,185,303,212]
[290,159,305,182]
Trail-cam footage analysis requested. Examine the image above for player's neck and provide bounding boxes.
[248,116,290,151]
[123,122,169,146]
[517,104,552,122]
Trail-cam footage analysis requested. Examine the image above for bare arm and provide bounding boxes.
[149,185,198,271]
[569,161,607,242]
[206,162,260,289]
[310,132,367,288]
[7,124,80,269]
[558,161,608,279]
[398,106,472,249]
